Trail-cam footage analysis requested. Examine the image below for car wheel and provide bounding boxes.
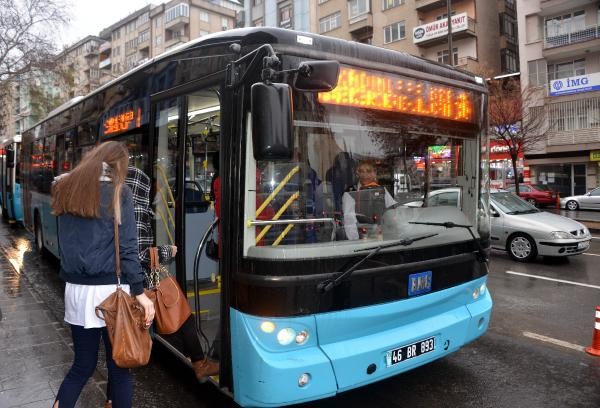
[526,198,537,206]
[508,234,537,262]
[566,200,579,211]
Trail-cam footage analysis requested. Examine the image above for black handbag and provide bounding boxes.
[205,237,219,261]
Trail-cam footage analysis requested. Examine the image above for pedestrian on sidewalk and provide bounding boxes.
[51,141,154,408]
[103,166,220,405]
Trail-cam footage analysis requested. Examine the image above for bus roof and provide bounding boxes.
[27,27,486,132]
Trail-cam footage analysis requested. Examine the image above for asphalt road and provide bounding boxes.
[4,227,600,408]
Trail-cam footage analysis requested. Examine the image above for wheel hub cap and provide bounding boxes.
[511,237,531,259]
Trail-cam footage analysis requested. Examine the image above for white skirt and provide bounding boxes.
[64,283,130,329]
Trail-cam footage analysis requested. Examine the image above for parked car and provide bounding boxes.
[403,188,591,262]
[505,184,558,207]
[560,187,600,211]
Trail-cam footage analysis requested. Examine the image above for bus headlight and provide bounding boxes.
[472,287,480,300]
[480,283,486,295]
[260,321,276,333]
[277,328,296,345]
[295,330,309,345]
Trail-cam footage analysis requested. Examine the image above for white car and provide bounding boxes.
[560,187,600,211]
[403,188,592,262]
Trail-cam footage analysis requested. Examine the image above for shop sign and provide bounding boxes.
[413,13,469,44]
[591,150,600,161]
[549,72,600,96]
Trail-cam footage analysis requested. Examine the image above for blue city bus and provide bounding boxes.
[0,135,24,225]
[20,28,492,407]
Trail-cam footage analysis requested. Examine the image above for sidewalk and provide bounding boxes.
[545,208,600,233]
[0,225,107,408]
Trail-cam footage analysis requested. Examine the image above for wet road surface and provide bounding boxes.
[1,221,600,407]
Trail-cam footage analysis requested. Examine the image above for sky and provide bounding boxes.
[57,0,154,48]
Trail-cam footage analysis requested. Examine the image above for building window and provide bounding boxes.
[320,12,341,33]
[545,10,585,37]
[548,97,600,131]
[436,11,456,20]
[138,30,150,44]
[126,21,136,34]
[165,3,190,23]
[528,59,547,86]
[154,16,162,27]
[137,12,149,26]
[500,13,517,43]
[155,35,162,46]
[279,2,293,28]
[382,0,404,11]
[200,11,209,22]
[221,17,230,30]
[125,39,137,52]
[318,0,329,4]
[383,21,406,44]
[348,0,369,19]
[548,59,585,81]
[198,30,209,37]
[253,18,264,27]
[437,48,458,66]
[501,48,518,73]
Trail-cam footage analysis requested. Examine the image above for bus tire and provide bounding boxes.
[34,213,44,253]
[507,233,537,262]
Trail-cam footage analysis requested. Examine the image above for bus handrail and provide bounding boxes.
[248,218,336,242]
[193,217,219,329]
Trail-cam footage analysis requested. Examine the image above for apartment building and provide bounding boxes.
[310,0,518,77]
[98,1,241,85]
[58,35,104,98]
[242,0,318,33]
[518,0,600,195]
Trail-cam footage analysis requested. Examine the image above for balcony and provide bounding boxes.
[99,58,111,69]
[165,15,189,31]
[455,56,478,71]
[413,13,476,47]
[543,24,600,59]
[348,13,372,36]
[99,42,111,54]
[83,45,99,57]
[415,0,466,13]
[138,38,150,51]
[539,0,592,17]
[164,35,189,50]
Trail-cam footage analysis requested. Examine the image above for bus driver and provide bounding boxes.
[342,160,396,240]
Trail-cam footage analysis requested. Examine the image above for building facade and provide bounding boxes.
[312,0,518,77]
[518,0,600,196]
[243,0,318,33]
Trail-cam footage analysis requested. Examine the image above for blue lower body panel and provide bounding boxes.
[230,276,492,407]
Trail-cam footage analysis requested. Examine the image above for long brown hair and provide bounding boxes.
[52,141,129,223]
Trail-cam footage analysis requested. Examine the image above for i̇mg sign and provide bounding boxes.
[413,13,469,44]
[550,72,600,96]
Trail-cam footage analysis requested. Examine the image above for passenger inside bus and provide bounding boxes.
[342,160,396,240]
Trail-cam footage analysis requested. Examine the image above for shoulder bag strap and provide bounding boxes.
[114,218,121,285]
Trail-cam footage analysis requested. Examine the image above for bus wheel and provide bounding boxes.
[34,214,44,252]
[508,233,537,262]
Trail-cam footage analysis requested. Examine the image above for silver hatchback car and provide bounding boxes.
[403,188,591,262]
[560,187,600,211]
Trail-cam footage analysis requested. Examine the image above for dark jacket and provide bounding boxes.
[58,182,144,296]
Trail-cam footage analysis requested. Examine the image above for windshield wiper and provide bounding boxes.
[317,233,438,293]
[408,221,489,273]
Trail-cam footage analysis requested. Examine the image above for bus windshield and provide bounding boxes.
[245,72,486,259]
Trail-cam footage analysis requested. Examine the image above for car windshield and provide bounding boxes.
[533,184,551,191]
[491,192,540,214]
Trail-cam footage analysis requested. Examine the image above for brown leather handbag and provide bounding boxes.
[146,247,192,335]
[95,220,152,369]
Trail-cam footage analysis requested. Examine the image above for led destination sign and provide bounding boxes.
[101,100,147,137]
[318,67,476,123]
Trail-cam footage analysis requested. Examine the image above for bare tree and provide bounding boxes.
[0,0,69,81]
[488,78,551,195]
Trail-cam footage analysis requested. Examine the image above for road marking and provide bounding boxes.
[583,253,600,257]
[506,270,600,290]
[522,331,585,352]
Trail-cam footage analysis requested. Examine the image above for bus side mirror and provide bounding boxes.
[251,82,293,161]
[6,149,14,169]
[294,61,340,92]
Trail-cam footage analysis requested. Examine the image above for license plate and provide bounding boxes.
[385,337,435,367]
[408,271,432,296]
[578,241,589,250]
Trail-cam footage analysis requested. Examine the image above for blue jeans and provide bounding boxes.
[56,325,133,408]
